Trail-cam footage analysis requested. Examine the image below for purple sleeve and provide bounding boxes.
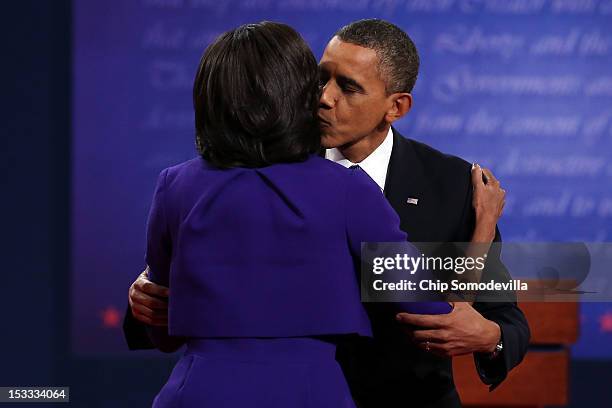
[345,169,452,315]
[144,169,185,352]
[344,168,408,256]
[145,169,172,287]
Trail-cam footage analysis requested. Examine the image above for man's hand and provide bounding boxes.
[396,303,501,358]
[128,266,169,327]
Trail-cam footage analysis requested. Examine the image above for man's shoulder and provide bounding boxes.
[400,136,471,175]
[391,133,472,199]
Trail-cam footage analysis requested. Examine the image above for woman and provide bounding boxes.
[144,22,503,407]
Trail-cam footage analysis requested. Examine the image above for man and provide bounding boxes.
[124,19,529,407]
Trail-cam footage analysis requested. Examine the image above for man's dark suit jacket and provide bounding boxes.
[123,129,530,408]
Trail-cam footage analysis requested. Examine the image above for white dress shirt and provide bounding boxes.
[325,127,394,191]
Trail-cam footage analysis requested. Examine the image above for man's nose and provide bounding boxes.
[319,84,336,109]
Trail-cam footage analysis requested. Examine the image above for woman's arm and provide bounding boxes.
[345,167,451,314]
[344,167,408,256]
[144,168,186,353]
[470,164,506,244]
[459,164,507,289]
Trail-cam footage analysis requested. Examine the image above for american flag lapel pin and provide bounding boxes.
[406,197,419,205]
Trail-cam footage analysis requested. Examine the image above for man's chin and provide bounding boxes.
[321,134,340,149]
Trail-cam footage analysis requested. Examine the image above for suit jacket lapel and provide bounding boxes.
[384,128,427,210]
[384,128,441,243]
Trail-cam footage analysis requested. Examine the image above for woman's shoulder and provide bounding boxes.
[162,157,216,183]
[286,155,381,192]
[298,154,357,178]
[166,156,205,172]
[310,156,381,192]
[160,155,376,196]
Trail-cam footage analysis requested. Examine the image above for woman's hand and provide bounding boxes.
[471,164,505,243]
[457,164,507,297]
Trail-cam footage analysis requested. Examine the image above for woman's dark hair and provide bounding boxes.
[193,21,321,168]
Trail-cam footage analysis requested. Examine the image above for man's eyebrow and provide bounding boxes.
[337,75,365,92]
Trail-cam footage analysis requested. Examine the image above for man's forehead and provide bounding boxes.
[320,37,379,79]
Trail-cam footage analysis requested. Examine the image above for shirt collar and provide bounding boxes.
[325,127,394,190]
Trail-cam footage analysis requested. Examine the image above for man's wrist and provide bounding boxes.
[487,338,504,360]
[481,320,502,354]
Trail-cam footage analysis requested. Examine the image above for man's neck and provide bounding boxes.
[338,125,391,163]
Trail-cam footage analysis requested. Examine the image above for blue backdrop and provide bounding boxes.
[71,0,612,357]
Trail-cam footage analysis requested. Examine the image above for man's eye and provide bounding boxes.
[342,87,357,94]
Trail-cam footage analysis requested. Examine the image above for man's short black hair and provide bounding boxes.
[193,21,320,168]
[335,19,419,94]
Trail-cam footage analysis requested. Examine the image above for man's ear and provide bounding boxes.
[385,93,413,124]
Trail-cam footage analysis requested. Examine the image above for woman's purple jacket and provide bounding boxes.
[145,154,411,342]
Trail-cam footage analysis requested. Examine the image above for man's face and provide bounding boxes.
[318,37,393,149]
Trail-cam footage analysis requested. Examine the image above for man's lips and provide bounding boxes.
[318,116,331,127]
